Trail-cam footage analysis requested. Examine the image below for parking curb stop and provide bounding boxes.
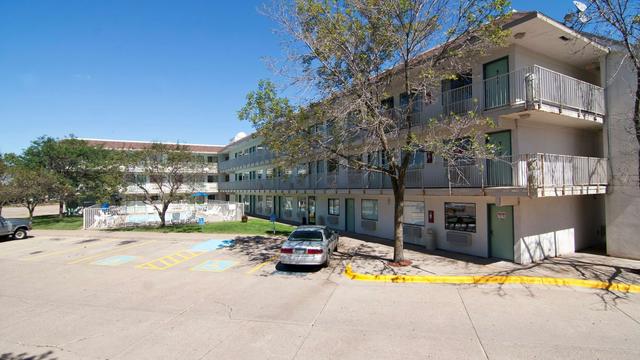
[343,264,640,293]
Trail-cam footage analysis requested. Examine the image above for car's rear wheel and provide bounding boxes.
[13,229,27,240]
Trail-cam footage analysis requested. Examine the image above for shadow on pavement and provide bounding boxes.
[0,350,57,360]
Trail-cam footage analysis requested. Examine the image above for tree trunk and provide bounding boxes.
[391,180,405,263]
[159,202,170,227]
[59,199,64,218]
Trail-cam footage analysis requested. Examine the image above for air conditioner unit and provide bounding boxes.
[403,224,424,246]
[446,231,472,246]
[361,220,377,232]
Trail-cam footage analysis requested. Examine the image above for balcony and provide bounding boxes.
[483,65,604,124]
[218,150,276,172]
[125,182,219,195]
[217,153,607,197]
[389,65,604,128]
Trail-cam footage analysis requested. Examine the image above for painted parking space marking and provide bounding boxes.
[189,239,234,252]
[190,260,236,272]
[68,240,155,264]
[136,239,232,271]
[136,250,205,270]
[93,255,138,266]
[246,256,277,274]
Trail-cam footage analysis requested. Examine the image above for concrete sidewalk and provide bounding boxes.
[338,235,640,286]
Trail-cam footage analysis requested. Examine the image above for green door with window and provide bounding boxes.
[484,57,509,109]
[486,131,512,186]
[346,198,355,232]
[488,204,514,261]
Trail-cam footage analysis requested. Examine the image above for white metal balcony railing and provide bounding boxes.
[483,65,605,116]
[218,150,276,172]
[217,153,607,193]
[217,65,605,172]
[125,182,218,194]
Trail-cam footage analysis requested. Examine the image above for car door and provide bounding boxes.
[0,217,8,236]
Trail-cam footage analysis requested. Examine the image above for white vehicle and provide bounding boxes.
[279,225,339,267]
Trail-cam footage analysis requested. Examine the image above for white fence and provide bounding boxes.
[83,200,244,230]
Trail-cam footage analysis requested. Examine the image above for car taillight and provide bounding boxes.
[307,248,323,254]
[281,248,293,254]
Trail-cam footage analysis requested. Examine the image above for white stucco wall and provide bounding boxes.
[603,51,640,260]
[515,195,605,264]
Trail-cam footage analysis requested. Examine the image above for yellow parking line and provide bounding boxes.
[246,256,277,274]
[136,250,206,271]
[67,240,155,265]
[22,239,121,261]
[343,264,640,293]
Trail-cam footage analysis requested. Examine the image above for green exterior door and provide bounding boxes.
[486,131,512,186]
[308,196,316,225]
[488,204,514,261]
[484,57,509,109]
[346,198,355,232]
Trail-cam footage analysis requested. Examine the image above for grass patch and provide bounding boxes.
[111,218,295,236]
[32,215,83,230]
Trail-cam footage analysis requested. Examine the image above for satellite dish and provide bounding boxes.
[573,1,587,12]
[572,1,590,23]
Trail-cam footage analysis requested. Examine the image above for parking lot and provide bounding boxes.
[1,230,639,359]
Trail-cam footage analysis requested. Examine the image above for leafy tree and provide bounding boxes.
[127,143,205,227]
[20,136,125,216]
[0,154,12,216]
[7,166,57,220]
[239,0,509,263]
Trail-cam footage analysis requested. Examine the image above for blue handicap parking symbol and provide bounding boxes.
[190,239,235,252]
[191,260,235,272]
[93,255,138,266]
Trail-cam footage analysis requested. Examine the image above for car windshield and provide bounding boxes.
[289,230,323,241]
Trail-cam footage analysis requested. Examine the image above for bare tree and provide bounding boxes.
[566,0,640,186]
[127,143,205,227]
[239,0,509,263]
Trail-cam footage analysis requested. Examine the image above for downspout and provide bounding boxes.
[604,51,613,188]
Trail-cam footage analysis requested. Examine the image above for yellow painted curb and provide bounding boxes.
[344,264,640,293]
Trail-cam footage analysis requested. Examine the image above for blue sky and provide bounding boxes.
[0,0,575,154]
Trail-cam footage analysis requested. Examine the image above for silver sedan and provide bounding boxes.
[279,225,339,267]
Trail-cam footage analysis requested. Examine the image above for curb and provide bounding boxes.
[344,264,640,293]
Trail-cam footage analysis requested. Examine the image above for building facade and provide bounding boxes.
[83,139,226,201]
[85,11,640,265]
[216,12,615,265]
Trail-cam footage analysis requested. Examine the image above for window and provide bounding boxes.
[399,92,424,114]
[404,201,425,226]
[207,155,215,163]
[441,73,472,114]
[316,160,325,174]
[328,199,340,216]
[207,175,217,183]
[361,199,378,221]
[403,150,424,169]
[381,96,394,109]
[284,197,294,218]
[266,196,274,214]
[289,230,323,241]
[327,158,338,173]
[445,202,476,232]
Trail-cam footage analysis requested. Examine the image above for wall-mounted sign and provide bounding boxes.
[428,210,434,223]
[496,211,507,220]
